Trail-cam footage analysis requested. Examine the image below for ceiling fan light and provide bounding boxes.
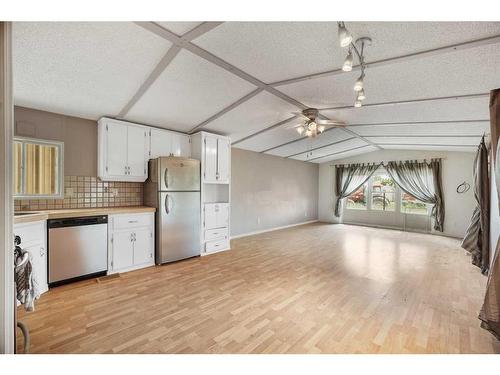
[354,100,362,108]
[305,129,312,137]
[357,89,366,101]
[338,23,352,48]
[342,51,353,72]
[297,126,304,135]
[317,125,325,133]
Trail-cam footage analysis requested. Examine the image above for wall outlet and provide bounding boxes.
[65,187,75,198]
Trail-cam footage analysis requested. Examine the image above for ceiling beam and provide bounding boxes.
[319,93,489,111]
[307,144,373,162]
[284,137,357,158]
[365,134,484,138]
[117,22,223,118]
[190,88,263,134]
[271,34,500,87]
[136,22,378,150]
[377,143,478,147]
[346,119,489,127]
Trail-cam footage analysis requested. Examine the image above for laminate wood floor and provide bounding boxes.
[16,223,500,353]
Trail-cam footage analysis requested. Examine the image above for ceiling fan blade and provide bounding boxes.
[284,122,304,129]
[316,119,346,126]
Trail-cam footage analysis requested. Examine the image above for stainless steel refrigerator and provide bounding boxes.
[144,157,201,264]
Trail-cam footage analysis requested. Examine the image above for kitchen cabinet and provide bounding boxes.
[14,220,48,295]
[149,128,191,159]
[201,134,231,184]
[98,118,149,182]
[108,212,154,274]
[204,203,229,229]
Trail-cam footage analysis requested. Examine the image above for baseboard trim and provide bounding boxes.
[231,220,319,240]
[338,221,462,239]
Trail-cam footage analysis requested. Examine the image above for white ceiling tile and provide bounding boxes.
[204,91,298,141]
[194,22,500,83]
[266,128,354,157]
[370,136,481,146]
[278,44,500,109]
[381,144,476,152]
[156,22,202,36]
[291,138,368,162]
[232,117,301,152]
[313,145,379,163]
[13,22,172,120]
[351,121,489,136]
[320,96,489,124]
[125,49,256,132]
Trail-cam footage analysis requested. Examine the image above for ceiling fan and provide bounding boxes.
[289,108,346,138]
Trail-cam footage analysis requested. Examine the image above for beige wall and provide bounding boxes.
[231,148,319,237]
[14,106,97,176]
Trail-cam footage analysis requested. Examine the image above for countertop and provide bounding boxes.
[14,206,156,224]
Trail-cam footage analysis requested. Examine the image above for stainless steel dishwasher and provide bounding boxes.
[48,215,108,287]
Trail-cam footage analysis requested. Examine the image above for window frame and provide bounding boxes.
[14,136,64,199]
[344,167,430,216]
[400,191,432,216]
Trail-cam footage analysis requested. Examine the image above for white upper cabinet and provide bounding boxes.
[201,133,231,184]
[149,128,172,159]
[150,128,191,158]
[99,118,191,182]
[98,118,148,182]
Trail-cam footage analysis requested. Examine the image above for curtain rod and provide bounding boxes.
[329,157,445,167]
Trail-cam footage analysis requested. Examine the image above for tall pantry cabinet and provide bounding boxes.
[191,132,231,255]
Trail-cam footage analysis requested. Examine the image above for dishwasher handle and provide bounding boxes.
[48,215,108,228]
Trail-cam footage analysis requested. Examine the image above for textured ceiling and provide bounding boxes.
[12,21,500,163]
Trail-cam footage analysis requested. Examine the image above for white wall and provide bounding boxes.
[231,148,319,237]
[318,149,476,239]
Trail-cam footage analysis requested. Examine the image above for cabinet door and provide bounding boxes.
[176,134,191,157]
[150,128,172,158]
[204,204,217,230]
[112,231,134,271]
[217,138,230,183]
[127,125,148,179]
[106,121,128,177]
[215,203,229,228]
[133,228,153,265]
[25,243,48,294]
[204,136,218,182]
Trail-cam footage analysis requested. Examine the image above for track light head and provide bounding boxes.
[354,73,364,92]
[342,51,353,72]
[338,22,353,48]
[357,89,366,101]
[354,100,362,108]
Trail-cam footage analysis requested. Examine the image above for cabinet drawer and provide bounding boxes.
[112,214,152,230]
[205,228,228,241]
[205,238,229,253]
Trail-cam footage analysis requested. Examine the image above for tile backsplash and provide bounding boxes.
[14,175,143,211]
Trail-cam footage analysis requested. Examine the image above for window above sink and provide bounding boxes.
[13,137,64,199]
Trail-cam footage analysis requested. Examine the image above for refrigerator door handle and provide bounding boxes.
[164,168,169,188]
[165,194,170,214]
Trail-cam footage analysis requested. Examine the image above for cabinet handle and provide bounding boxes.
[40,247,45,257]
[128,220,138,224]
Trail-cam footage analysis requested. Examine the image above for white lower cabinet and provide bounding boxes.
[203,203,230,254]
[108,213,154,274]
[14,220,48,295]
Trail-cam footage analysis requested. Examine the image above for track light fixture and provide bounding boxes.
[337,22,372,108]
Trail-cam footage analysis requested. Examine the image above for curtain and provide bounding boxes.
[334,163,382,217]
[461,136,490,274]
[479,89,500,340]
[385,159,445,232]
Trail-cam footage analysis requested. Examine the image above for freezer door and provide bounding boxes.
[158,191,201,263]
[160,157,200,191]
